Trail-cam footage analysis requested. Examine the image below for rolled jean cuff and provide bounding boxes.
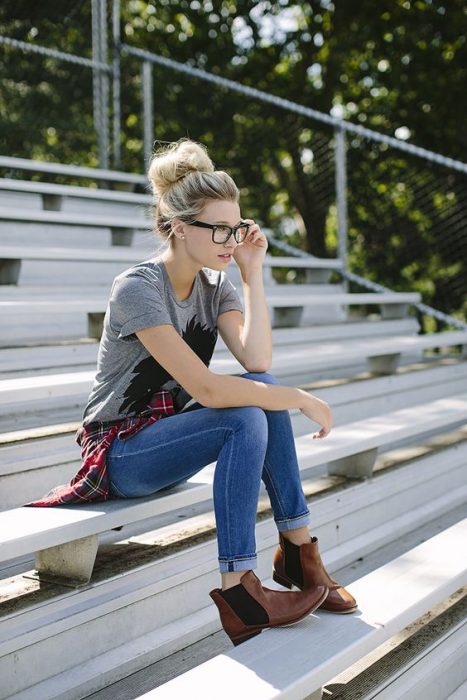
[218,555,258,573]
[275,510,312,532]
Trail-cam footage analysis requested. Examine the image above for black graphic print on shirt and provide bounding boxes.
[118,316,218,415]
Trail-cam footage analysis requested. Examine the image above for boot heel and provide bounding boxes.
[272,570,293,589]
[231,629,262,646]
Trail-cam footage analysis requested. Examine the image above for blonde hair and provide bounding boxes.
[147,138,239,241]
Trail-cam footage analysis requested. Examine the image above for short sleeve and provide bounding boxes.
[218,274,243,316]
[108,270,172,340]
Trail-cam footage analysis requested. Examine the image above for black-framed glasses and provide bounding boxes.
[188,220,250,244]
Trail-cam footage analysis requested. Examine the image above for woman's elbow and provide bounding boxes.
[244,359,272,373]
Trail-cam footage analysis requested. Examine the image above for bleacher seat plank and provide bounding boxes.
[1,393,466,570]
[0,207,151,230]
[3,364,467,508]
[0,245,153,263]
[0,319,419,374]
[0,291,421,316]
[0,155,147,185]
[0,177,151,203]
[2,331,465,404]
[0,245,342,272]
[133,518,467,700]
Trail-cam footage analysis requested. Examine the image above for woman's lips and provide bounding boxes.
[218,254,232,261]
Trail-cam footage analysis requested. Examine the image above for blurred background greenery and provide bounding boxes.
[0,0,466,325]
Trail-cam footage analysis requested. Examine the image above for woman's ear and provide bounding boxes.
[171,218,186,240]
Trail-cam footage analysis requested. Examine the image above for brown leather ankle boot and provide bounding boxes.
[272,532,358,614]
[209,569,328,646]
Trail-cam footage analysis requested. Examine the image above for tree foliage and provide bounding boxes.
[0,0,465,322]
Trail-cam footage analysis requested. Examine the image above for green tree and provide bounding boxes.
[0,0,465,320]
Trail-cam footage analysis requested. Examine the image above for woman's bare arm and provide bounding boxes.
[135,324,333,437]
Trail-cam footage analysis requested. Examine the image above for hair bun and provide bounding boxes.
[148,138,215,197]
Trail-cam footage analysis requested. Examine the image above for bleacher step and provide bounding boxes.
[2,335,465,408]
[2,424,466,577]
[1,355,464,444]
[324,589,466,699]
[2,365,467,509]
[1,444,465,698]
[0,318,419,375]
[8,504,465,700]
[107,518,467,700]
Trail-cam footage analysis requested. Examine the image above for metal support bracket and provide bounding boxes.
[88,312,105,339]
[367,352,401,375]
[381,303,409,319]
[304,269,332,284]
[42,194,63,211]
[0,259,21,284]
[26,534,99,588]
[304,689,323,700]
[273,306,304,328]
[111,227,134,246]
[328,447,378,479]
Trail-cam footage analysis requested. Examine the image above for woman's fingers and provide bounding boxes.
[243,221,267,247]
[313,427,330,439]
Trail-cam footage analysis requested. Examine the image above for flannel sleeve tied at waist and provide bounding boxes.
[25,390,176,507]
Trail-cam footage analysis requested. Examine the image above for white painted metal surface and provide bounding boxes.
[0,246,341,270]
[0,207,151,229]
[1,469,465,699]
[1,331,464,404]
[0,290,421,319]
[0,318,419,373]
[363,621,467,700]
[0,168,465,700]
[132,519,467,700]
[0,177,151,203]
[1,394,466,563]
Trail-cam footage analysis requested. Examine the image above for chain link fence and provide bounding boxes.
[0,0,111,176]
[346,135,467,328]
[0,1,465,329]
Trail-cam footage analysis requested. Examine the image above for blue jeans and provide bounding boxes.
[106,372,311,573]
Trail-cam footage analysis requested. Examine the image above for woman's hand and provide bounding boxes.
[232,219,268,277]
[299,393,333,439]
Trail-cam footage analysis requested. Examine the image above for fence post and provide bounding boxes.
[112,0,121,169]
[142,60,154,169]
[92,0,109,170]
[334,124,348,291]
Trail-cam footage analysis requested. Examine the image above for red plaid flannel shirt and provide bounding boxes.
[25,390,176,507]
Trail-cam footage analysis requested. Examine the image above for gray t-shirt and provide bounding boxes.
[80,258,243,426]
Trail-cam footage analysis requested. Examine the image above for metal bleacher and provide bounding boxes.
[0,162,466,700]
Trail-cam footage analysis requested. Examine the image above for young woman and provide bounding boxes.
[28,138,357,646]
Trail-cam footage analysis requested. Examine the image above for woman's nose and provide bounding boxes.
[224,235,237,249]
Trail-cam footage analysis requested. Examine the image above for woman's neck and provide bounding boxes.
[160,250,202,302]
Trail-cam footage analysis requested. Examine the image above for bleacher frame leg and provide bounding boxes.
[328,447,378,479]
[273,306,304,328]
[381,303,408,319]
[0,259,21,284]
[367,352,401,375]
[42,194,63,211]
[304,689,323,699]
[88,312,105,339]
[304,268,331,283]
[111,227,134,246]
[29,534,99,588]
